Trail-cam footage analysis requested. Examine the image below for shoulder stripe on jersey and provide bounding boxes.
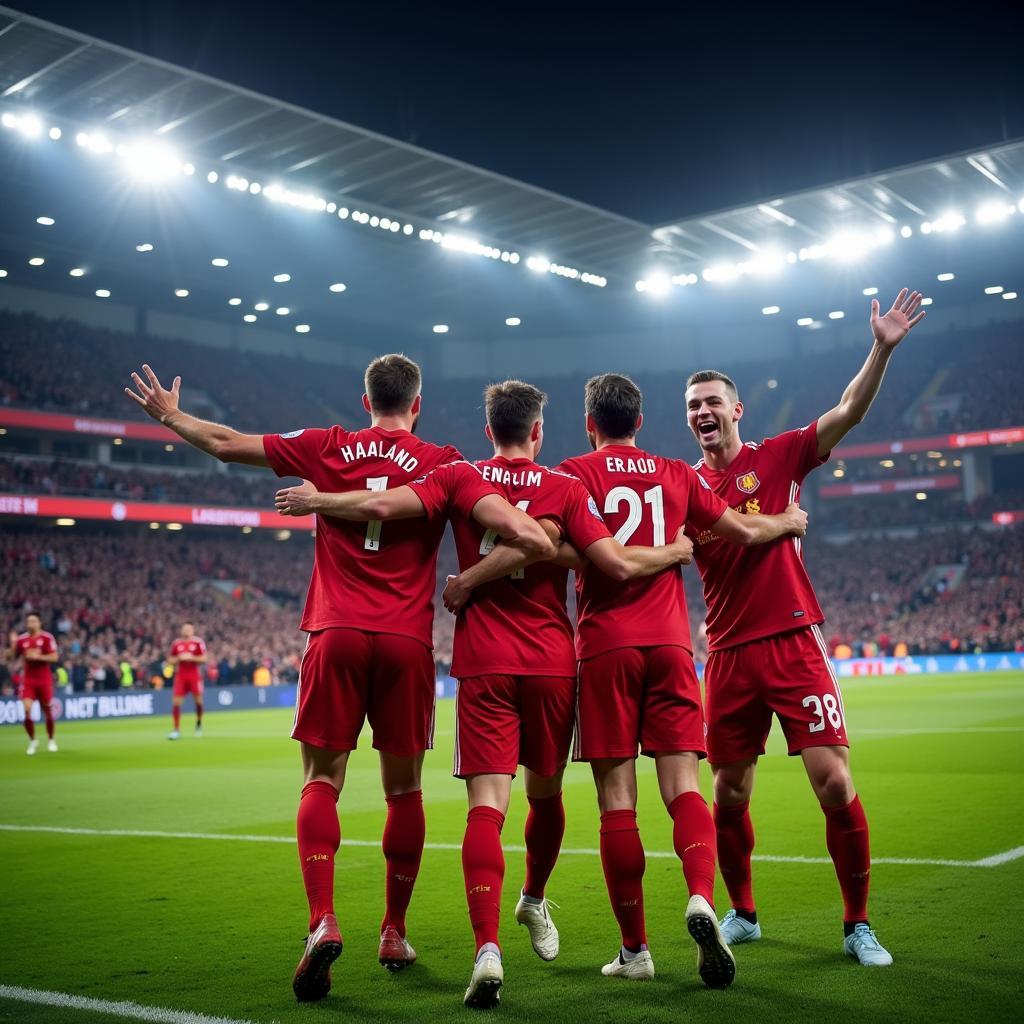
[745,441,760,450]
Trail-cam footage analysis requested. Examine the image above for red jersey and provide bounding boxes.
[170,637,206,685]
[263,425,463,647]
[558,445,728,660]
[691,422,827,651]
[415,456,611,678]
[14,631,57,685]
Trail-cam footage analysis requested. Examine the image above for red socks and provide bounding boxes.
[172,705,181,731]
[599,809,647,951]
[43,704,54,740]
[714,800,756,913]
[523,793,565,900]
[822,795,871,924]
[23,714,35,740]
[195,702,203,728]
[381,790,425,938]
[297,780,341,931]
[462,806,505,951]
[668,791,717,904]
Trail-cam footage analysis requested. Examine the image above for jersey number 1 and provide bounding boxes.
[364,476,389,551]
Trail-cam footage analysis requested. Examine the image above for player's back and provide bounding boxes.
[559,445,718,659]
[449,457,596,678]
[263,424,461,646]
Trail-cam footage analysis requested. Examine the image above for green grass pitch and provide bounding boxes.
[1,671,1022,1024]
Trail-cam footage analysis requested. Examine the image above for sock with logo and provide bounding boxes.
[296,780,341,932]
[599,809,647,951]
[381,789,425,939]
[523,792,565,901]
[172,705,181,731]
[822,795,871,925]
[668,791,717,903]
[714,800,756,914]
[463,805,505,952]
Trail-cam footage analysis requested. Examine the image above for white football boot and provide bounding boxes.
[720,908,762,945]
[601,946,655,980]
[686,895,736,989]
[47,739,58,752]
[844,924,893,966]
[26,739,38,755]
[514,892,560,961]
[464,946,503,1008]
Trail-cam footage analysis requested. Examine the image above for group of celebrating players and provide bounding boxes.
[121,287,926,1007]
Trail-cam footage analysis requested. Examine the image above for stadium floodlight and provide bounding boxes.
[211,258,229,267]
[249,182,261,195]
[55,518,76,527]
[976,201,1015,225]
[276,530,291,541]
[36,216,55,226]
[527,256,551,273]
[745,250,785,276]
[929,211,966,233]
[0,112,16,129]
[828,310,845,320]
[241,526,253,534]
[95,289,110,298]
[796,317,814,326]
[403,224,414,235]
[338,207,349,219]
[862,287,878,296]
[326,202,337,213]
[228,297,241,305]
[16,113,43,138]
[207,171,219,184]
[149,522,160,530]
[254,302,269,311]
[243,314,257,322]
[329,282,346,293]
[273,273,291,283]
[182,162,195,176]
[761,306,780,315]
[135,243,154,253]
[77,131,113,155]
[767,379,778,389]
[915,492,927,501]
[164,444,175,452]
[174,288,189,298]
[112,438,124,446]
[879,459,895,468]
[0,269,7,278]
[432,324,449,334]
[275,307,289,315]
[505,317,521,327]
[295,324,311,334]
[643,271,672,296]
[826,230,873,261]
[702,264,739,283]
[48,126,61,140]
[28,257,44,266]
[166,523,183,531]
[1004,292,1018,300]
[983,285,1004,294]
[937,272,955,281]
[118,141,182,180]
[920,297,933,305]
[899,225,913,238]
[69,268,85,277]
[832,468,845,479]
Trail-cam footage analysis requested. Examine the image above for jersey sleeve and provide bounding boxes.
[196,639,207,656]
[763,422,829,482]
[683,463,730,530]
[261,428,329,479]
[408,462,498,521]
[561,480,613,552]
[44,633,57,656]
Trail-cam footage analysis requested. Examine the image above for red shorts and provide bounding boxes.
[173,675,204,699]
[454,675,575,779]
[292,627,436,756]
[704,624,849,764]
[19,678,53,705]
[574,645,706,761]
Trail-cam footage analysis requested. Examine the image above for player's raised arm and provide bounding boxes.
[125,364,269,466]
[815,288,927,457]
[275,480,427,520]
[712,502,808,546]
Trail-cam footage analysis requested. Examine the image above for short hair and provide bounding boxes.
[584,373,642,439]
[686,369,739,401]
[484,380,547,446]
[26,611,41,622]
[364,354,422,414]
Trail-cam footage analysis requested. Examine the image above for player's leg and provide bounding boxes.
[290,628,371,1001]
[21,696,37,754]
[193,682,204,734]
[169,694,184,739]
[704,641,773,945]
[38,682,57,750]
[514,674,576,961]
[645,646,733,988]
[367,634,435,968]
[776,626,890,965]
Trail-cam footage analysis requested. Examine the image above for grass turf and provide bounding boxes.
[1,670,1021,1024]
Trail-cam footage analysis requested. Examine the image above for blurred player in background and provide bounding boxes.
[125,354,550,1002]
[7,612,59,755]
[684,288,926,968]
[557,374,807,989]
[167,621,206,740]
[280,379,697,1007]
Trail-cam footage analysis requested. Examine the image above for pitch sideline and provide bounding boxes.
[1,822,1020,869]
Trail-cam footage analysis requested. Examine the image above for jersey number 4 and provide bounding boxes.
[364,476,389,551]
[605,485,666,545]
[479,500,531,579]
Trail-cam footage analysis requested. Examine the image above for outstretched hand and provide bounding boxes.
[275,481,319,516]
[871,288,926,349]
[124,364,181,423]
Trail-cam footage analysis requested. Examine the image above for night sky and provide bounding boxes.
[13,0,1024,223]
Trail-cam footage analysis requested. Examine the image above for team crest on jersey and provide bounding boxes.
[735,471,760,494]
[587,495,604,521]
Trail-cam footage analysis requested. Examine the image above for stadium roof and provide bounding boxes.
[2,4,1022,284]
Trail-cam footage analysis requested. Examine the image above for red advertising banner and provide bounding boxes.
[993,510,1024,525]
[0,408,177,442]
[0,493,313,531]
[834,426,1024,460]
[818,474,960,498]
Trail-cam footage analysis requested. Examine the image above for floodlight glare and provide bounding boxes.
[18,114,42,138]
[403,224,414,235]
[295,324,311,334]
[254,302,269,311]
[207,171,218,184]
[828,310,845,320]
[174,289,189,298]
[937,272,955,281]
[48,126,61,140]
[135,243,154,253]
[930,211,966,233]
[796,317,814,326]
[119,141,182,180]
[761,306,780,315]
[273,273,290,283]
[211,258,229,267]
[36,216,54,226]
[505,317,521,327]
[920,297,934,305]
[28,257,44,266]
[338,208,349,219]
[976,201,1014,225]
[0,113,16,128]
[527,256,551,273]
[275,307,289,315]
[862,287,878,296]
[228,297,241,306]
[900,225,913,238]
[432,324,449,334]
[1003,292,1018,300]
[95,289,110,298]
[243,314,257,322]
[644,271,672,295]
[329,282,346,293]
[69,268,85,277]
[984,286,1004,294]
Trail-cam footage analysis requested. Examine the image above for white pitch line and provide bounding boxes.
[0,984,269,1024]
[3,822,1019,868]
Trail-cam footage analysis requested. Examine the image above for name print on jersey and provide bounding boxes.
[338,438,420,472]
